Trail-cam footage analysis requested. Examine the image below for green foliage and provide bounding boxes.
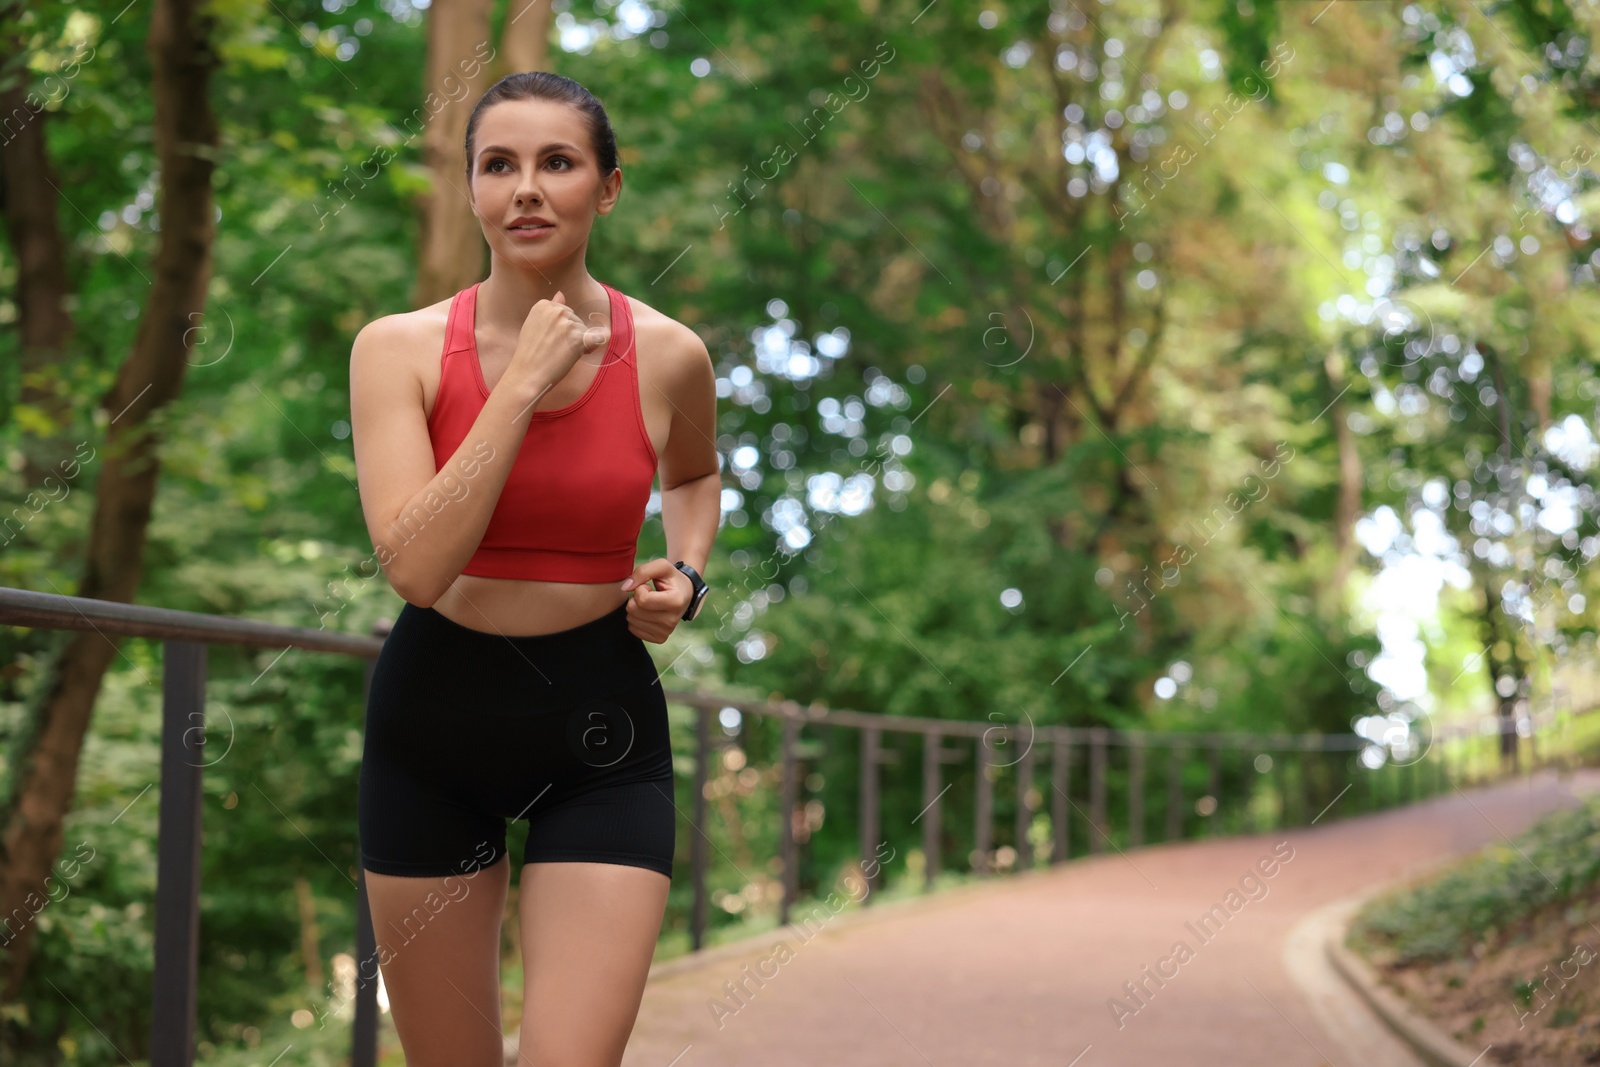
[2,0,1599,1061]
[1351,793,1600,964]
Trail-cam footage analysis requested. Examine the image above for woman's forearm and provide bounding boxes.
[659,470,721,578]
[378,378,554,606]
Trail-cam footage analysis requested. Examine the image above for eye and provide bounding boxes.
[548,155,572,171]
[486,158,509,173]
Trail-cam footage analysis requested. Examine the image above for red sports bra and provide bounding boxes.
[426,281,658,582]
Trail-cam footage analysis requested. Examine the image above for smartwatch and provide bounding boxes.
[673,561,710,621]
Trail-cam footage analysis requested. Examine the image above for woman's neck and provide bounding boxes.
[476,265,608,334]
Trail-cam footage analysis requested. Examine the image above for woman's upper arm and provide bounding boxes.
[348,316,435,591]
[658,325,719,490]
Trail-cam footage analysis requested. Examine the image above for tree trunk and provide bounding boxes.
[1480,347,1524,770]
[499,0,553,77]
[1473,564,1522,773]
[0,0,219,1001]
[0,2,77,486]
[1324,349,1361,605]
[411,0,501,309]
[294,875,323,990]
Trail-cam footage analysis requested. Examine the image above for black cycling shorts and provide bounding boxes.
[358,599,677,879]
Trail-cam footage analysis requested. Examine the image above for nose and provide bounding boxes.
[515,165,541,206]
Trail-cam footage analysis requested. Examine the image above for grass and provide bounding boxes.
[1350,792,1600,965]
[1345,786,1600,1065]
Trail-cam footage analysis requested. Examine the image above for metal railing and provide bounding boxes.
[687,688,1581,916]
[0,586,1576,1065]
[0,587,386,1067]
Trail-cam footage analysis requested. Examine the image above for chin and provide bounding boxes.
[497,239,564,263]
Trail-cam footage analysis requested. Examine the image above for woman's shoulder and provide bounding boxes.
[352,291,458,361]
[348,290,463,401]
[619,290,711,379]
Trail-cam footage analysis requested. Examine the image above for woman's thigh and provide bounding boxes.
[364,857,513,1067]
[517,861,671,1067]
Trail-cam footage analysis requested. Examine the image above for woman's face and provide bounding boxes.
[467,97,621,269]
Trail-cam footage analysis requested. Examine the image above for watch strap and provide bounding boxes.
[673,561,709,621]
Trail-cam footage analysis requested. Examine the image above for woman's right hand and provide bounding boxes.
[505,290,611,408]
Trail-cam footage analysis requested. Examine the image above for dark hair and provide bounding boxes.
[463,72,619,181]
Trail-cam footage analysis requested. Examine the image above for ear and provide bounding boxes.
[597,166,623,215]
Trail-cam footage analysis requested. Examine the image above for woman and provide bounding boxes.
[348,71,720,1066]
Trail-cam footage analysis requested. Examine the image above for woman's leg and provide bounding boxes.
[517,861,671,1067]
[364,856,513,1067]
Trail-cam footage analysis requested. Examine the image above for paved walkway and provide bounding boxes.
[621,769,1600,1067]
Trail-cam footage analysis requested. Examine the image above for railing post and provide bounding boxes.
[921,730,942,891]
[353,620,387,1067]
[1293,749,1309,826]
[1014,738,1034,871]
[1128,736,1145,848]
[352,869,378,1067]
[859,727,880,902]
[779,712,798,926]
[1051,736,1071,864]
[152,641,206,1067]
[1205,739,1222,833]
[1166,746,1183,841]
[691,704,711,950]
[1272,746,1285,824]
[1088,728,1107,854]
[974,732,994,875]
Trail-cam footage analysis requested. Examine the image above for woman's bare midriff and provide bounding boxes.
[430,575,630,636]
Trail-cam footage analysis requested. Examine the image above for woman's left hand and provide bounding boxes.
[620,560,691,643]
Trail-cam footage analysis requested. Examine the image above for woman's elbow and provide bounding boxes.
[385,562,445,609]
[400,585,442,610]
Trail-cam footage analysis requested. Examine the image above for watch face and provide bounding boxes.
[687,587,708,620]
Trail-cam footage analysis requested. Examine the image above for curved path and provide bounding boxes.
[618,769,1600,1067]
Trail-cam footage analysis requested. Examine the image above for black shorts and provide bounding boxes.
[358,599,677,879]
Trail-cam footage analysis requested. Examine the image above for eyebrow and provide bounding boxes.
[476,142,584,159]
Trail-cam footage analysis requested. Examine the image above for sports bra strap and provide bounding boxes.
[444,284,478,358]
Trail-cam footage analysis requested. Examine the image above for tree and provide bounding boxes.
[0,0,220,1001]
[411,0,556,307]
[0,0,76,487]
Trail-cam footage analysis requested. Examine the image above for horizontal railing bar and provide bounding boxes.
[4,585,1583,751]
[661,689,1589,752]
[658,690,1376,748]
[0,587,385,657]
